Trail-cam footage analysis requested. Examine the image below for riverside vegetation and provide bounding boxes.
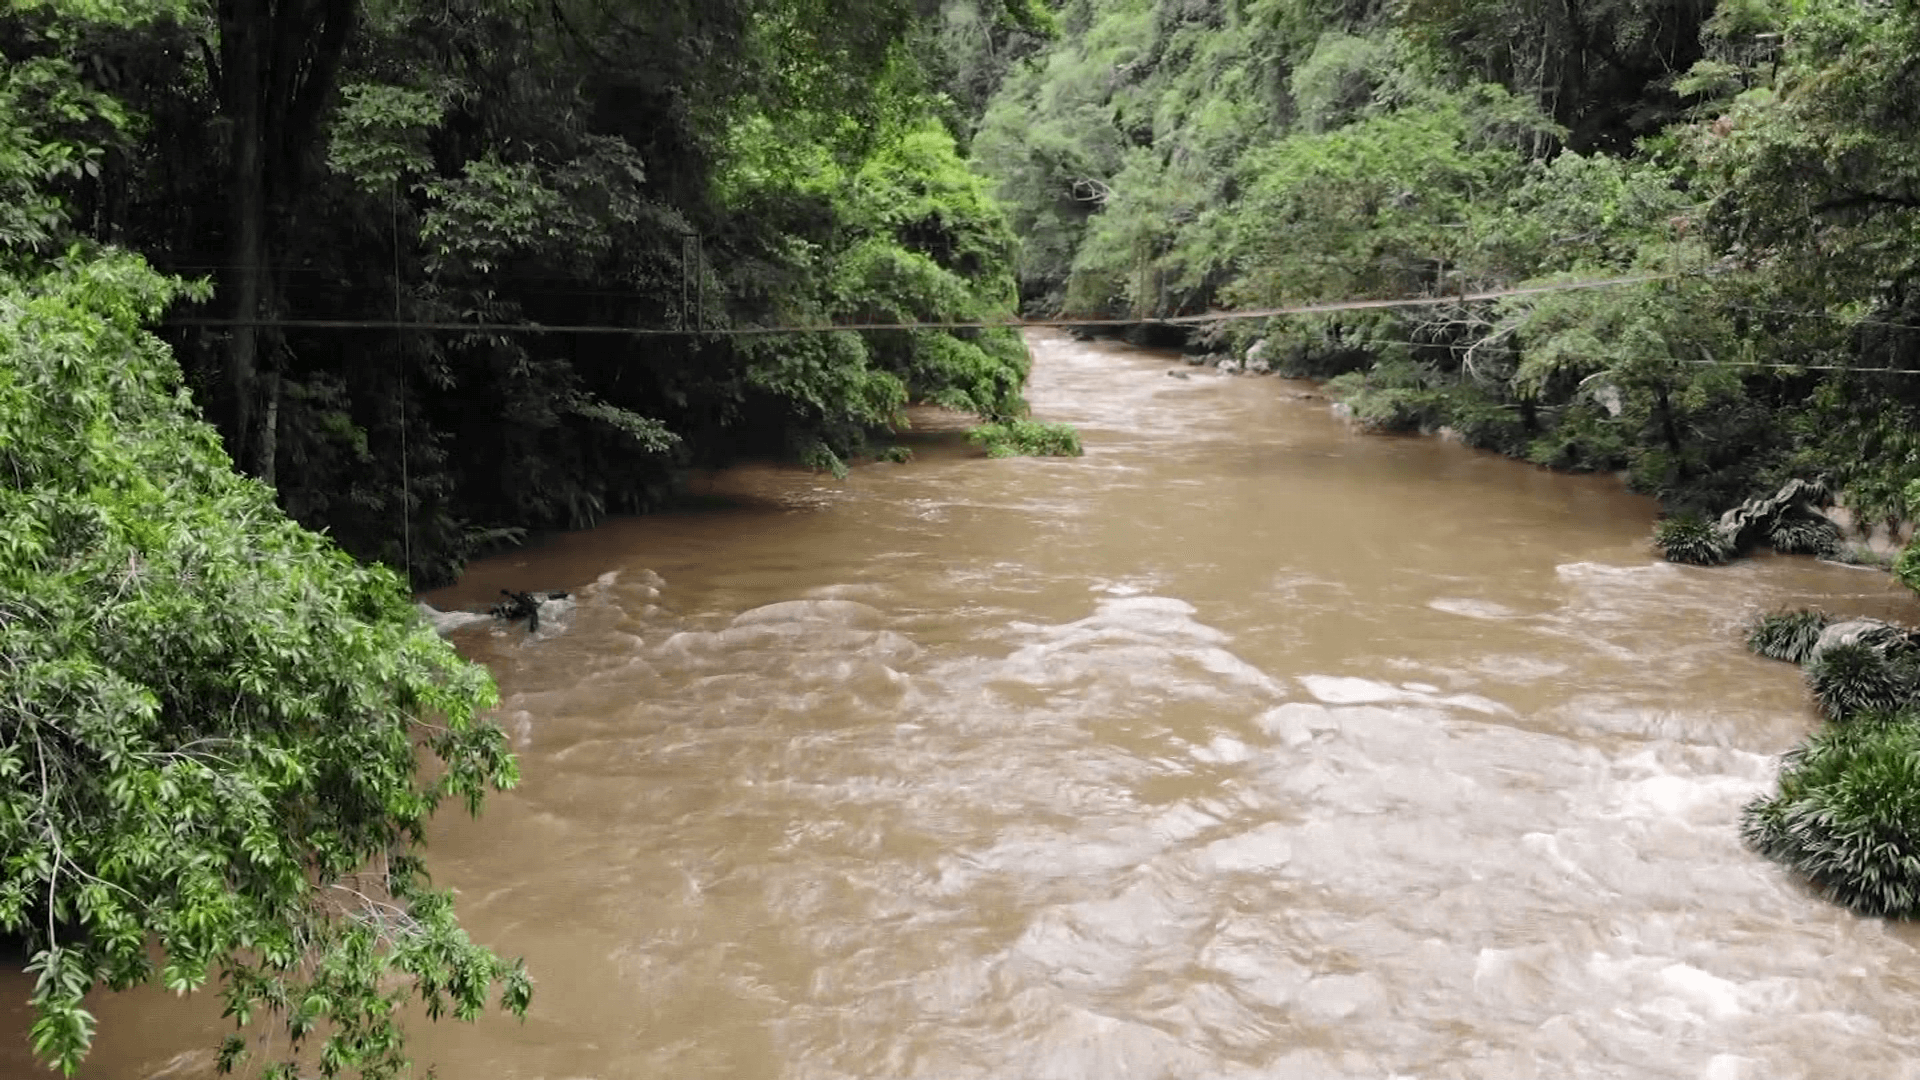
[970,0,1920,918]
[3,0,1055,1075]
[11,0,1920,1074]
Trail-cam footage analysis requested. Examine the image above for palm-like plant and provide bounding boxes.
[1654,513,1734,565]
[1746,608,1830,664]
[1742,716,1920,918]
[1806,642,1911,720]
[1767,512,1841,556]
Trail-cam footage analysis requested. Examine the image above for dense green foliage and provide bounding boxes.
[1745,608,1830,665]
[2,248,524,1073]
[1806,643,1912,722]
[2,0,1059,587]
[967,417,1085,457]
[1743,610,1920,913]
[1766,511,1841,557]
[1743,716,1920,918]
[971,0,1920,536]
[1652,513,1733,566]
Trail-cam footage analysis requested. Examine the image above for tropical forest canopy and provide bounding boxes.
[12,0,1920,1074]
[979,0,1920,543]
[13,0,1920,588]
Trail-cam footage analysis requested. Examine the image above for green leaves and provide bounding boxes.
[2,250,527,1074]
[420,156,567,277]
[1743,715,1920,918]
[328,83,446,191]
[967,418,1083,458]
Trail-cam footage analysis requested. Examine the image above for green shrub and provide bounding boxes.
[879,445,914,463]
[1767,512,1841,556]
[1439,390,1529,456]
[1327,360,1447,434]
[1525,402,1631,473]
[1806,641,1911,720]
[798,439,850,478]
[1746,608,1831,664]
[1653,513,1734,565]
[1742,716,1920,918]
[967,419,1084,458]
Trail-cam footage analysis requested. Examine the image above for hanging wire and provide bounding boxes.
[163,271,1674,336]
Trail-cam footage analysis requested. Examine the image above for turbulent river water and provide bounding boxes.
[10,330,1920,1080]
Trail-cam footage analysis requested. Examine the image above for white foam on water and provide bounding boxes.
[1428,597,1522,619]
[1197,823,1294,873]
[1190,735,1252,764]
[729,598,884,627]
[416,602,492,635]
[1700,1055,1758,1080]
[1660,963,1745,1019]
[1298,674,1405,704]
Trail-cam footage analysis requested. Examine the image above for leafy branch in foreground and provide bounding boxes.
[0,251,527,1077]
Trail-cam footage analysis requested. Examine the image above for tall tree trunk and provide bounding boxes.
[259,369,281,489]
[226,46,267,476]
[213,0,357,484]
[1656,384,1688,478]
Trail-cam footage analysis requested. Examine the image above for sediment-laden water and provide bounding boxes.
[8,330,1920,1080]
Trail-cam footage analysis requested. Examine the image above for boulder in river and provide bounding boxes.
[1714,477,1836,553]
[1807,618,1913,664]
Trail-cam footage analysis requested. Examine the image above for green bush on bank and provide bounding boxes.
[967,418,1083,458]
[1653,513,1734,566]
[1805,642,1913,721]
[1742,715,1920,918]
[1746,608,1831,665]
[1768,512,1842,557]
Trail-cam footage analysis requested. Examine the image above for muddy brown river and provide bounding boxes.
[8,330,1920,1079]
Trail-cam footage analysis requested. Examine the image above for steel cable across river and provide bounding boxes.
[8,330,1920,1079]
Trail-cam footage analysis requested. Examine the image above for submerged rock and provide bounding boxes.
[1808,618,1913,663]
[476,589,581,636]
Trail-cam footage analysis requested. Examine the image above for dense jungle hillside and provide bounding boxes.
[5,0,1057,587]
[11,0,1920,588]
[974,0,1920,562]
[15,2,1920,1075]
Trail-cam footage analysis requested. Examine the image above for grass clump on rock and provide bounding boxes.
[1805,641,1912,721]
[1746,608,1831,664]
[1654,513,1734,565]
[1767,513,1841,557]
[1742,715,1920,918]
[968,419,1084,459]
